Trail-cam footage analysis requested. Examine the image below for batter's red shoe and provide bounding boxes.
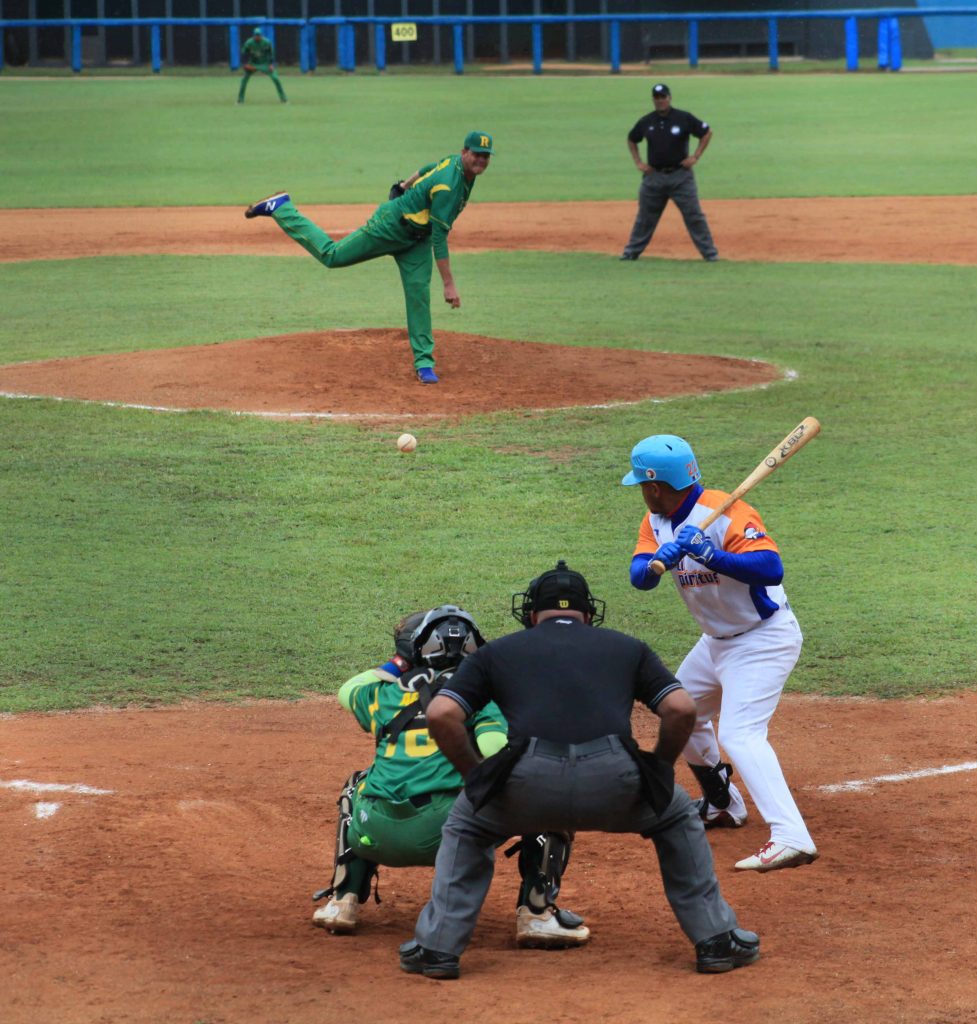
[734,841,819,873]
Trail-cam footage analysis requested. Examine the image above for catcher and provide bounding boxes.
[237,27,287,104]
[312,604,589,949]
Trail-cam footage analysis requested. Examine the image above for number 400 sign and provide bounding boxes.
[391,22,418,42]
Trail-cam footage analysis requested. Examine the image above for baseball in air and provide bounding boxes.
[397,433,418,452]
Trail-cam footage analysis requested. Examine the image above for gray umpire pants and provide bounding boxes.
[413,735,738,956]
[622,168,718,261]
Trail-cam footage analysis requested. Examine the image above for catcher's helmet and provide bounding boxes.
[511,560,605,628]
[410,605,485,670]
[621,434,700,490]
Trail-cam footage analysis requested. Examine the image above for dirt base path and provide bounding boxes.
[2,195,977,265]
[2,693,976,1024]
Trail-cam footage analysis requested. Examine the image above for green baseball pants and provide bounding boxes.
[272,201,436,370]
[237,63,287,103]
[335,790,458,899]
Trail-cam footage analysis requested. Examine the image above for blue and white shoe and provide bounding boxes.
[244,192,290,219]
[416,367,439,384]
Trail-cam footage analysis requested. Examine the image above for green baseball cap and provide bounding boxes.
[463,131,495,154]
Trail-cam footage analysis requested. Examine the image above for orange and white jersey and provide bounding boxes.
[633,489,788,638]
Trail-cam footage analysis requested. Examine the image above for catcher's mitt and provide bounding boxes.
[388,180,406,201]
[244,63,257,72]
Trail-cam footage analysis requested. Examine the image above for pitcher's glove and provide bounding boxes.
[388,180,406,201]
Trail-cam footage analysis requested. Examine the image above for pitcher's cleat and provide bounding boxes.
[244,192,290,219]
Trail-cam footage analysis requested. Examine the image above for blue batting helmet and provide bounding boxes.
[621,434,701,490]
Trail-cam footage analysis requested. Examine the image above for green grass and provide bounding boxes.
[2,251,975,709]
[2,73,977,205]
[0,72,975,711]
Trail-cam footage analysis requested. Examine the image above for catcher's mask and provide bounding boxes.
[511,560,605,629]
[410,605,485,670]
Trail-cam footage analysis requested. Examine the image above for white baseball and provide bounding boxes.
[397,433,418,452]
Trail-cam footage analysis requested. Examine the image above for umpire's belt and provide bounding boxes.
[652,165,681,173]
[526,735,623,760]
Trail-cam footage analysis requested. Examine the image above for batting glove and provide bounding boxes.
[653,541,684,571]
[676,525,718,566]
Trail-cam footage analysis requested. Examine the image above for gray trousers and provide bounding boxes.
[623,168,718,260]
[413,736,738,956]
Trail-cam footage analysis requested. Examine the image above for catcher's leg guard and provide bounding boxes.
[689,761,734,810]
[510,832,583,928]
[312,769,377,906]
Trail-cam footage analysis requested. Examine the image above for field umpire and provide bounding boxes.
[620,83,719,262]
[398,560,758,980]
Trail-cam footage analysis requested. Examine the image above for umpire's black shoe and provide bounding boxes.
[399,941,461,980]
[695,928,760,974]
[618,252,639,261]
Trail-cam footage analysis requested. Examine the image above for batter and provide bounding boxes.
[623,433,818,873]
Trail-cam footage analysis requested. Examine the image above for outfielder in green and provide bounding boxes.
[311,604,589,950]
[237,27,287,104]
[243,131,494,384]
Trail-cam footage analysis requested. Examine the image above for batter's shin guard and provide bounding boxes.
[689,761,734,810]
[312,769,376,905]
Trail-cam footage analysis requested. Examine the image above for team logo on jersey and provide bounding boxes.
[744,523,766,540]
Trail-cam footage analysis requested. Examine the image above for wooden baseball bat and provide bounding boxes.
[649,416,821,576]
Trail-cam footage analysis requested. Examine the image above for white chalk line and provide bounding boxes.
[0,779,113,795]
[817,761,977,793]
[0,370,796,421]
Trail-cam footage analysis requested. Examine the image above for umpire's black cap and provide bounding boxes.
[511,560,605,627]
[652,83,670,97]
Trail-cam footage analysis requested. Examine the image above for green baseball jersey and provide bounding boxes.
[243,35,274,64]
[343,669,507,802]
[389,155,476,260]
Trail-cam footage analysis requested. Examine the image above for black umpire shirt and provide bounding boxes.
[628,107,710,170]
[439,617,683,744]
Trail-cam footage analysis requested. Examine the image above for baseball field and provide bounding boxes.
[1,68,976,1023]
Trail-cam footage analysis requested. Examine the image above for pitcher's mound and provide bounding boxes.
[0,329,783,418]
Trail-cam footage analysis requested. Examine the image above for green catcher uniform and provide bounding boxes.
[332,667,507,895]
[269,153,480,371]
[238,30,287,104]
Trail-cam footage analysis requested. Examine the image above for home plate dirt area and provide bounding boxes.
[2,693,977,1024]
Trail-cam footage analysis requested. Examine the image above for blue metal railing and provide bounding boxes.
[1,9,976,75]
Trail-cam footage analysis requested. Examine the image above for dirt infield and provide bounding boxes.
[3,196,977,265]
[2,196,974,417]
[3,693,977,1024]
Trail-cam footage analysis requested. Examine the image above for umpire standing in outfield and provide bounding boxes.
[620,83,719,262]
[398,560,759,980]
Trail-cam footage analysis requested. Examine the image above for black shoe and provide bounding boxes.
[695,928,760,974]
[619,253,639,261]
[399,941,460,980]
